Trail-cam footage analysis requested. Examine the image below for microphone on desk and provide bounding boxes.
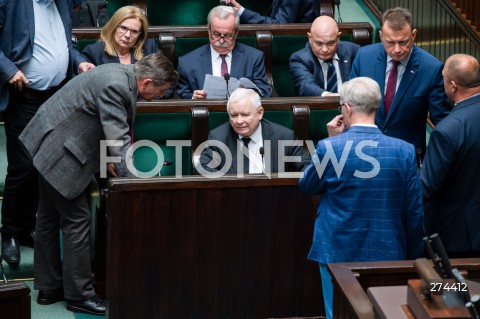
[259,146,265,173]
[224,73,231,99]
[158,160,173,176]
[0,255,8,284]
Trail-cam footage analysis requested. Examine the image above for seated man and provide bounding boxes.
[176,5,271,99]
[197,88,310,175]
[223,0,320,23]
[289,16,359,96]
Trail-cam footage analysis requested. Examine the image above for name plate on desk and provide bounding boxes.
[367,286,413,319]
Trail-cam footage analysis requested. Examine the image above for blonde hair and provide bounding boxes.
[100,6,149,60]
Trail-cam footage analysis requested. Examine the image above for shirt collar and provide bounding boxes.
[387,47,413,67]
[36,0,54,6]
[319,53,339,64]
[210,46,232,60]
[238,122,262,144]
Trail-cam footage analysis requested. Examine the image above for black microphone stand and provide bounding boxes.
[224,73,231,99]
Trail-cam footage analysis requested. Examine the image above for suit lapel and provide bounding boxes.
[385,46,419,123]
[375,50,388,121]
[260,120,278,172]
[226,128,239,174]
[336,44,351,82]
[230,45,242,78]
[201,46,213,87]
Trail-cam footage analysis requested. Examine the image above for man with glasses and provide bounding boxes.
[350,7,451,160]
[176,5,271,99]
[299,77,423,319]
[289,16,360,96]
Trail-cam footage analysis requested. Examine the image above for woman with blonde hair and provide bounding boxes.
[82,5,157,65]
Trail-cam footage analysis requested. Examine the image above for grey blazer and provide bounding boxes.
[19,64,137,200]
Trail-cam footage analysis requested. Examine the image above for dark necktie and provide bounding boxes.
[220,54,228,77]
[241,137,251,174]
[384,60,399,116]
[325,60,337,93]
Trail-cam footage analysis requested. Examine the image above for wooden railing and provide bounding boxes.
[361,0,480,62]
[452,0,479,34]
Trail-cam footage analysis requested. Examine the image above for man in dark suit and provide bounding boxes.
[289,16,360,96]
[176,5,271,99]
[421,54,480,258]
[0,0,94,266]
[350,7,450,158]
[18,52,177,315]
[224,0,320,23]
[197,88,310,175]
[299,77,424,319]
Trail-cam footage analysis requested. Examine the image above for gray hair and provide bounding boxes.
[134,52,178,87]
[227,88,261,112]
[207,5,240,30]
[381,7,414,31]
[340,77,381,115]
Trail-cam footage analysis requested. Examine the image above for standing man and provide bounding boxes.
[18,52,177,315]
[176,5,271,99]
[0,0,94,265]
[289,15,360,96]
[223,0,320,24]
[421,54,480,258]
[197,88,310,175]
[350,7,450,158]
[299,77,424,319]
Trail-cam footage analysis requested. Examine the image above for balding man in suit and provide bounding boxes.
[289,16,360,96]
[19,52,177,316]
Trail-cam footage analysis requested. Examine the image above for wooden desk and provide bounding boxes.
[106,175,323,319]
[329,259,480,319]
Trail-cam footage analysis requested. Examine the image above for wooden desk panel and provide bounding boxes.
[106,175,323,319]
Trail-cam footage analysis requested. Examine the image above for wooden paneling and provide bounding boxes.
[106,175,324,319]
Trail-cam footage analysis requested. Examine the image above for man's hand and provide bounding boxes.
[222,0,241,11]
[107,163,117,177]
[8,71,29,92]
[192,90,207,99]
[78,62,95,73]
[326,115,345,137]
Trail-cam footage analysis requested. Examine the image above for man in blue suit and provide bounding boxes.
[289,16,360,96]
[421,54,480,258]
[299,77,424,319]
[223,0,319,23]
[176,6,271,99]
[0,0,93,266]
[350,7,450,158]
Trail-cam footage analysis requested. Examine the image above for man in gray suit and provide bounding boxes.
[19,52,177,316]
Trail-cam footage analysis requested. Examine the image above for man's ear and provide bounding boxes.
[140,78,153,89]
[258,106,264,119]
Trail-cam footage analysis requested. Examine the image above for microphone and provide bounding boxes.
[224,73,230,99]
[158,160,172,176]
[259,146,265,173]
[0,255,8,284]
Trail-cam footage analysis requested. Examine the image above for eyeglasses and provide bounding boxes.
[117,25,141,38]
[210,30,236,42]
[338,103,345,113]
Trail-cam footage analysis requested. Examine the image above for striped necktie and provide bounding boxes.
[325,60,337,93]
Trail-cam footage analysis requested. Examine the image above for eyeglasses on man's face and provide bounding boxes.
[209,29,236,42]
[117,25,141,38]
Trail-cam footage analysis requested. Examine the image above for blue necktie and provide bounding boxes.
[325,60,337,93]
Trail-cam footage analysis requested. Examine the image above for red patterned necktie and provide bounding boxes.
[220,54,228,77]
[384,60,399,116]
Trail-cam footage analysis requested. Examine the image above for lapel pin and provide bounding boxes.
[410,70,414,74]
[344,60,348,63]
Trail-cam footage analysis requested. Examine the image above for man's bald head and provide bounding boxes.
[443,54,480,102]
[307,16,341,61]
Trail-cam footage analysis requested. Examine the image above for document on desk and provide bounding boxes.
[202,74,262,99]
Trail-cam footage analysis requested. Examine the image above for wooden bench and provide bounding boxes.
[72,22,373,96]
[131,96,340,176]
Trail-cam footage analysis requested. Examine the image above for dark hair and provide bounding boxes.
[134,52,178,87]
[381,7,414,31]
